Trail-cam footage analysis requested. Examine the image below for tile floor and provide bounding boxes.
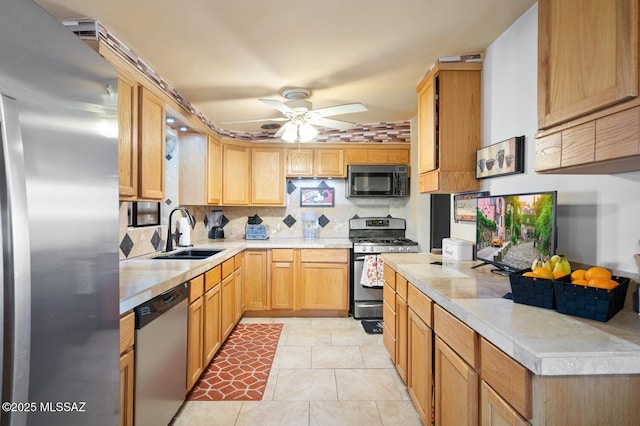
[173,317,422,426]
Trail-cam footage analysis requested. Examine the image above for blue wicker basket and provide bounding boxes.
[553,276,629,322]
[509,269,555,309]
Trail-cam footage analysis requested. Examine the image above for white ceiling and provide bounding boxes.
[35,0,536,135]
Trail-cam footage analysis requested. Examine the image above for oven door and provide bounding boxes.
[352,253,384,319]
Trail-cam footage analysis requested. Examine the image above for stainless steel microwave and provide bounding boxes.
[346,164,409,197]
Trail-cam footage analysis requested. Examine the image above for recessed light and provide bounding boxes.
[179,126,188,132]
[166,117,176,124]
[261,123,282,130]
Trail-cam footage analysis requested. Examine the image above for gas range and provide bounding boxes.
[349,217,419,253]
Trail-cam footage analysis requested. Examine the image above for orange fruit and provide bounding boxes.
[571,269,586,282]
[584,266,612,281]
[553,270,568,279]
[533,267,554,280]
[572,279,588,286]
[588,277,618,290]
[523,271,538,278]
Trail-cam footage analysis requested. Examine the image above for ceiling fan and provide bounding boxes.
[223,88,367,142]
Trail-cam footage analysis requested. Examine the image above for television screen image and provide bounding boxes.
[475,191,557,273]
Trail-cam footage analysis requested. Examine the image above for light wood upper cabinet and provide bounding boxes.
[315,149,345,177]
[416,62,481,193]
[538,0,638,130]
[286,148,351,177]
[344,147,410,166]
[207,136,222,204]
[536,0,640,174]
[118,75,138,199]
[251,147,285,205]
[222,144,251,205]
[287,149,314,176]
[138,86,165,200]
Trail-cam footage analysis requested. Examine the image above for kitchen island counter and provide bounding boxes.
[120,238,352,314]
[382,252,640,376]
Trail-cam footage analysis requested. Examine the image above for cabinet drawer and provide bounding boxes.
[234,252,245,269]
[396,274,408,301]
[222,259,234,278]
[407,284,432,327]
[383,283,396,307]
[272,248,294,262]
[383,264,396,290]
[480,337,532,420]
[119,311,135,354]
[434,304,479,368]
[205,265,221,292]
[189,274,204,303]
[300,249,347,263]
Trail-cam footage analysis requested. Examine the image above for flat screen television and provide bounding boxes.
[475,191,557,274]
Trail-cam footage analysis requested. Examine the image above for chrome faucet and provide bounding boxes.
[165,206,195,252]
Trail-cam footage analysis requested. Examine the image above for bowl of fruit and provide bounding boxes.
[553,266,630,322]
[509,255,571,309]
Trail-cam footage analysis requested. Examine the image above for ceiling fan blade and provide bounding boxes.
[259,98,293,115]
[221,117,289,124]
[311,103,367,118]
[307,116,356,131]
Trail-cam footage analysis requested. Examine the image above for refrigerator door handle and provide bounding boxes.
[0,93,32,426]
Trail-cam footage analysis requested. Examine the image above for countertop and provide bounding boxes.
[119,237,352,314]
[382,252,640,376]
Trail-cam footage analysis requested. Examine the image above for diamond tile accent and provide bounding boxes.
[317,180,331,189]
[221,215,229,227]
[249,214,263,225]
[204,214,209,228]
[318,215,330,228]
[283,214,296,228]
[151,229,162,250]
[119,234,134,257]
[287,180,297,195]
[166,153,172,161]
[351,214,360,219]
[165,198,172,205]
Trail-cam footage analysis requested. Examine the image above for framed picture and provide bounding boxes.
[454,191,489,223]
[476,136,525,179]
[300,187,335,207]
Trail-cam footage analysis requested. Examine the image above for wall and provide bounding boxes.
[451,3,640,274]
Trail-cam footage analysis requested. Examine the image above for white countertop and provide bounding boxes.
[382,253,640,376]
[119,238,352,314]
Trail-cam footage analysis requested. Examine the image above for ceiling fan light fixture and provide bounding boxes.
[281,122,298,143]
[299,122,318,142]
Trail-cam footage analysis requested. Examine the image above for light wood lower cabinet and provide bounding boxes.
[481,381,529,426]
[434,336,479,426]
[408,308,433,425]
[395,294,408,383]
[221,263,236,340]
[186,295,204,392]
[119,311,135,426]
[243,250,269,310]
[234,252,244,322]
[186,273,205,392]
[299,262,348,310]
[203,283,221,365]
[243,248,349,315]
[271,249,296,310]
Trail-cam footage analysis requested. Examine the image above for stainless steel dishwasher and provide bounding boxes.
[134,282,188,426]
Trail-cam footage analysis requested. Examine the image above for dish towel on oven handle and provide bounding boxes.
[360,254,384,288]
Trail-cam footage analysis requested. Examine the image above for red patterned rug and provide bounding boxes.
[187,323,283,401]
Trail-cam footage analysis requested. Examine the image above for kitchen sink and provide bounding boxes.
[152,249,223,260]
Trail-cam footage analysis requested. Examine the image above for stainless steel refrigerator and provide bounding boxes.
[1,0,120,425]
